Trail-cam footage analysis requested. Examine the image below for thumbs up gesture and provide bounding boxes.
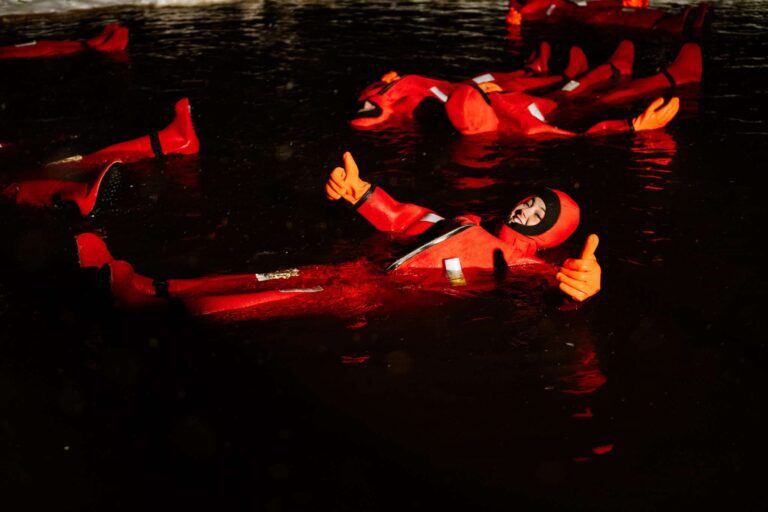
[325,152,372,205]
[557,234,602,302]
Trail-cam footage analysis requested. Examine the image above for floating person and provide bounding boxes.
[505,0,709,34]
[2,98,200,215]
[350,40,692,135]
[75,152,602,319]
[0,24,129,59]
[351,42,584,130]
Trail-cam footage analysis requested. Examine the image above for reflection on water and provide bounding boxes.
[0,0,766,509]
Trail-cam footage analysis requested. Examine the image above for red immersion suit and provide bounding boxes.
[76,187,581,318]
[506,0,709,34]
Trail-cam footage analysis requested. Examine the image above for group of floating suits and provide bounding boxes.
[0,2,707,322]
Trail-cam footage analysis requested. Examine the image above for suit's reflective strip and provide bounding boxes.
[528,103,546,122]
[255,268,300,282]
[561,80,581,92]
[472,73,495,84]
[430,86,448,103]
[419,213,445,224]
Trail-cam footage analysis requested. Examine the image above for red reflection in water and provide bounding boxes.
[341,355,371,365]
[453,176,502,190]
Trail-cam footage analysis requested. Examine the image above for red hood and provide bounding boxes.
[497,188,580,249]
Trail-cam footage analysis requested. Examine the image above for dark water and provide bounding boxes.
[1,1,766,509]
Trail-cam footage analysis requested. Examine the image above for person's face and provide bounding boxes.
[507,196,546,226]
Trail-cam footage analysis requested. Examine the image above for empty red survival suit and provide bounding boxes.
[445,81,680,136]
[0,24,129,59]
[2,98,199,215]
[472,42,590,94]
[351,71,457,129]
[506,0,709,34]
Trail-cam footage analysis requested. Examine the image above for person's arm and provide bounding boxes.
[585,97,680,136]
[326,152,443,235]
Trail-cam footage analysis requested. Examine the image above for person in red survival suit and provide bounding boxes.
[0,24,129,59]
[75,152,601,320]
[351,42,588,130]
[2,98,200,215]
[505,0,709,34]
[445,80,680,136]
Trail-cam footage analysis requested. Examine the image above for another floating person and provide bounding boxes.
[351,42,585,130]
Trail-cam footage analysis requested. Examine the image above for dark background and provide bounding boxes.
[1,1,766,510]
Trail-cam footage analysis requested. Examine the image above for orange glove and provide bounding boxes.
[557,234,601,302]
[632,97,680,132]
[479,82,503,94]
[506,7,522,25]
[381,71,401,84]
[325,152,372,205]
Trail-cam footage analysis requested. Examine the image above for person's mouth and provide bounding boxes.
[351,99,383,120]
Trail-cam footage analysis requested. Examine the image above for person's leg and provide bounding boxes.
[598,43,701,104]
[75,232,379,318]
[490,46,589,92]
[551,40,634,99]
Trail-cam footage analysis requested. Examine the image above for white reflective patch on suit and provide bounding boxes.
[255,268,300,282]
[546,4,557,16]
[15,41,38,47]
[527,103,546,122]
[430,86,448,103]
[443,258,462,273]
[419,213,445,224]
[561,80,581,92]
[571,0,587,6]
[472,73,495,84]
[279,287,323,293]
[622,8,636,12]
[46,154,83,166]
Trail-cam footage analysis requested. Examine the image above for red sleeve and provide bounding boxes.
[355,186,445,235]
[585,119,634,135]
